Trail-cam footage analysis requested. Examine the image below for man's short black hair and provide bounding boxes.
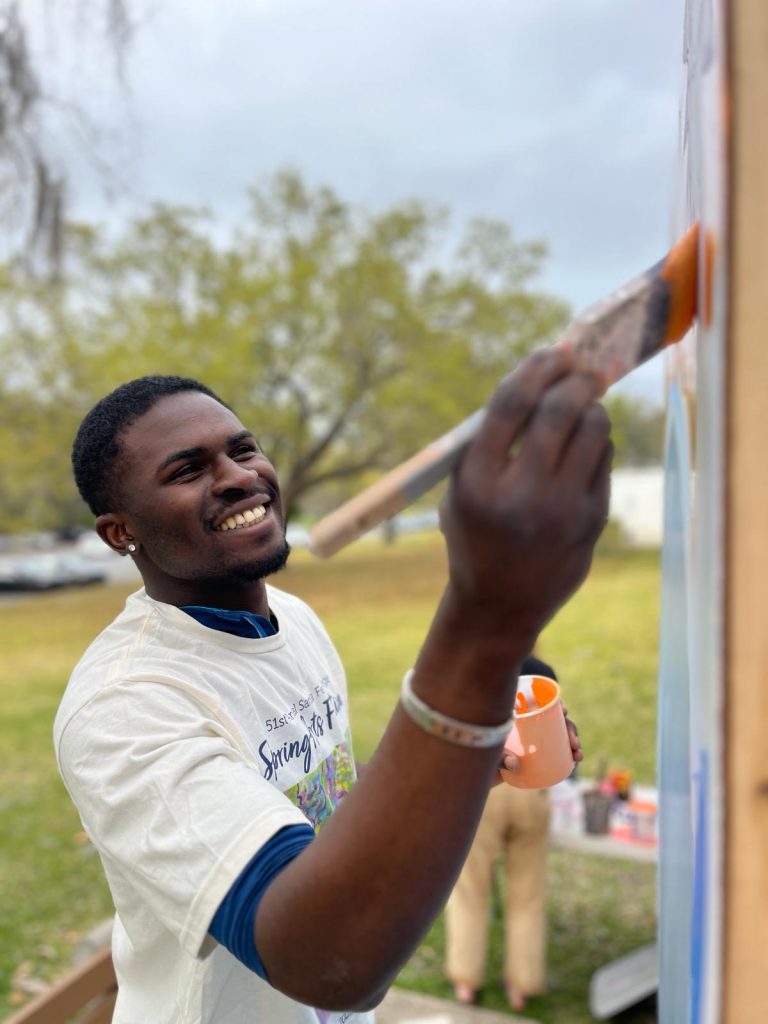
[72,375,229,516]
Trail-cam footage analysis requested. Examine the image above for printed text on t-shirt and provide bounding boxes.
[259,687,344,781]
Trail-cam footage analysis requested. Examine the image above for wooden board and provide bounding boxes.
[723,0,768,1019]
[658,1,768,1020]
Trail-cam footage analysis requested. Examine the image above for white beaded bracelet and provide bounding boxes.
[399,670,515,748]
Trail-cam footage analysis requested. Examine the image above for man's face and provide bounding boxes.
[111,390,290,604]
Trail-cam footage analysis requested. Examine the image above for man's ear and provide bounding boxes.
[96,514,136,557]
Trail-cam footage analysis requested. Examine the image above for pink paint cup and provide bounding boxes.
[499,675,575,790]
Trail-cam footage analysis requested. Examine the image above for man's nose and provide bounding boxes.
[211,455,259,495]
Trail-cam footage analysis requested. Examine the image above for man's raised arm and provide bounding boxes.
[254,347,612,1010]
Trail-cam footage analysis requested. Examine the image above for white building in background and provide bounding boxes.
[378,468,665,549]
[609,466,664,547]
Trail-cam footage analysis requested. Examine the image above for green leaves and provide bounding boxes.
[601,394,665,469]
[0,171,569,531]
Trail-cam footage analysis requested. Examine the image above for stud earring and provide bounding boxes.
[127,542,137,554]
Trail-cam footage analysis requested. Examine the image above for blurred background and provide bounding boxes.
[1,0,682,544]
[1,2,684,1021]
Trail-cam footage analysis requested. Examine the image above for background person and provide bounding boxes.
[54,348,611,1024]
[445,655,564,1013]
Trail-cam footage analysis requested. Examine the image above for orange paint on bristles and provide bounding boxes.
[659,221,699,343]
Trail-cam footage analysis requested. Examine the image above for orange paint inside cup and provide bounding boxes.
[500,676,575,790]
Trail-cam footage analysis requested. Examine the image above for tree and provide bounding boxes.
[0,170,570,532]
[0,0,136,272]
[601,393,665,468]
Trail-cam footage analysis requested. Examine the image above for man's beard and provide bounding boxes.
[226,539,292,582]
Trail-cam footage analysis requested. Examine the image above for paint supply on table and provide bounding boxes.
[608,768,633,800]
[548,778,582,833]
[583,788,614,834]
[626,800,657,842]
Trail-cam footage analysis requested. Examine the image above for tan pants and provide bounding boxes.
[444,784,550,995]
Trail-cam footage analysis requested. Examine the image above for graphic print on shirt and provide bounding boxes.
[314,1010,358,1024]
[287,738,356,830]
[256,673,357,830]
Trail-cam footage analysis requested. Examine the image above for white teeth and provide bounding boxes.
[217,505,266,531]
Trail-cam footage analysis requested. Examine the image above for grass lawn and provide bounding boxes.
[0,532,660,1021]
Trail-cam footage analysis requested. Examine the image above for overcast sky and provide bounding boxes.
[38,0,687,402]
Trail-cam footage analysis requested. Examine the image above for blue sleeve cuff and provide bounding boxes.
[209,823,315,979]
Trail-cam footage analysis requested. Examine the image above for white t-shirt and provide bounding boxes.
[54,585,375,1024]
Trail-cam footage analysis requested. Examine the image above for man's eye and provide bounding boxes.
[233,446,258,460]
[172,464,200,480]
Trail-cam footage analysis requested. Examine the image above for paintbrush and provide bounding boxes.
[309,222,699,558]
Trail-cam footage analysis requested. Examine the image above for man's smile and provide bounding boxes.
[211,486,278,533]
[215,502,269,532]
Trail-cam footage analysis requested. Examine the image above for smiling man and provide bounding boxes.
[92,385,291,604]
[54,349,609,1024]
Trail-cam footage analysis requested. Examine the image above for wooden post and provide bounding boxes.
[723,0,768,1018]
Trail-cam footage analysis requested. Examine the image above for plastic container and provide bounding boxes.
[549,779,580,833]
[500,675,575,790]
[627,800,657,842]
